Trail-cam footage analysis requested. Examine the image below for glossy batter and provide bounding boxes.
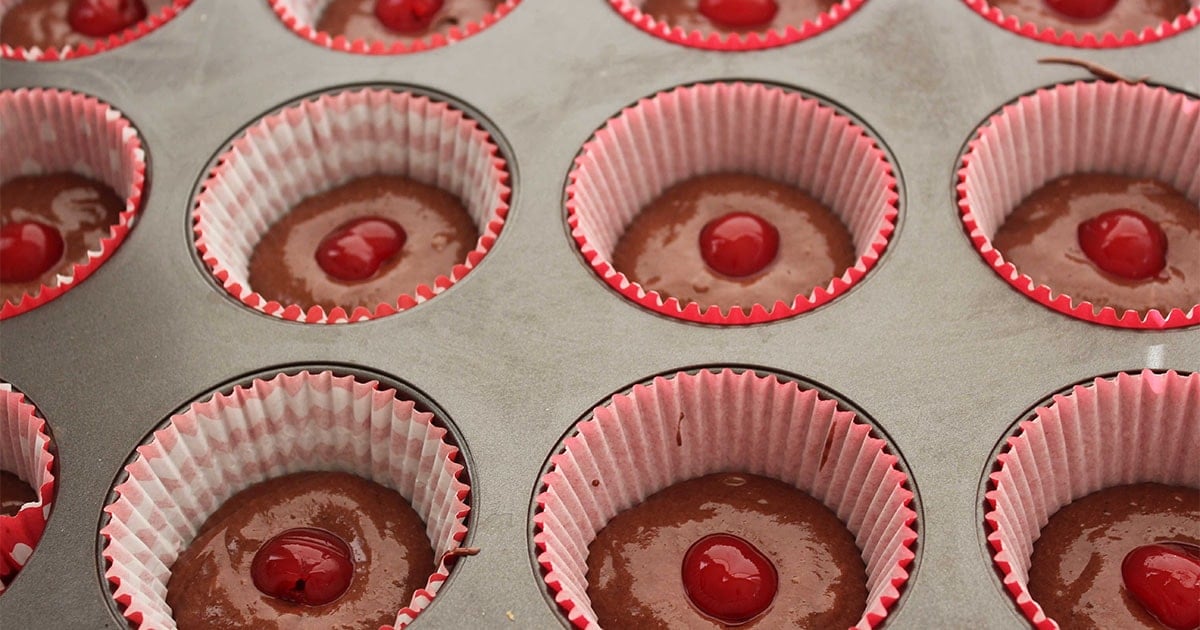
[166,471,434,630]
[611,173,855,309]
[587,472,867,628]
[1,173,124,303]
[0,0,171,50]
[247,174,478,311]
[992,174,1199,314]
[637,0,839,33]
[1028,483,1200,630]
[315,0,500,42]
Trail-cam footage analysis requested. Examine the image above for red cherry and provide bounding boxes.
[681,533,778,624]
[68,0,148,37]
[250,528,355,606]
[374,0,446,34]
[0,221,65,284]
[1044,0,1119,20]
[697,0,779,28]
[698,212,780,278]
[1076,208,1167,280]
[314,217,407,282]
[1121,542,1200,630]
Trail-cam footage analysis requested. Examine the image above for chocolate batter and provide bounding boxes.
[0,470,36,517]
[991,174,1199,314]
[0,0,171,50]
[247,174,478,311]
[587,472,867,628]
[637,0,839,33]
[611,173,855,309]
[1,173,124,304]
[987,0,1190,34]
[315,0,500,43]
[166,471,434,630]
[1028,483,1200,629]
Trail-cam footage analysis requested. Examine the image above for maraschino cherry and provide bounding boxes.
[0,221,65,284]
[698,0,779,28]
[1044,0,1119,20]
[315,217,407,282]
[681,533,778,624]
[1121,542,1200,630]
[699,212,780,278]
[68,0,148,37]
[375,0,445,34]
[250,528,355,606]
[1076,208,1167,280]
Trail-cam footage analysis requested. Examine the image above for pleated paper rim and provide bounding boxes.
[0,0,193,61]
[956,80,1199,330]
[269,0,521,55]
[191,86,511,324]
[609,0,867,51]
[0,383,57,592]
[532,367,919,629]
[566,81,899,326]
[960,0,1200,48]
[0,88,147,320]
[982,369,1200,630]
[99,369,472,629]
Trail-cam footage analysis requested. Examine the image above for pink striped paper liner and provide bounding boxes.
[567,81,898,325]
[610,0,866,50]
[269,0,520,55]
[0,383,56,592]
[962,0,1200,48]
[957,81,1199,329]
[983,370,1199,629]
[100,370,471,629]
[192,87,510,324]
[1,88,147,320]
[533,368,918,629]
[0,0,192,61]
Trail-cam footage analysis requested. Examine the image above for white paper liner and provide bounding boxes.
[533,368,918,629]
[566,81,898,325]
[0,0,193,61]
[0,87,147,319]
[192,87,510,324]
[957,80,1199,329]
[609,0,867,51]
[100,370,471,629]
[962,0,1200,48]
[269,0,520,55]
[0,383,56,589]
[984,370,1200,630]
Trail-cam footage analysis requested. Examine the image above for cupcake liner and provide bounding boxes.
[610,0,867,51]
[983,370,1200,629]
[962,0,1200,48]
[566,81,898,325]
[100,370,472,628]
[192,87,510,324]
[0,88,147,320]
[0,0,193,61]
[270,0,520,55]
[533,368,918,629]
[957,80,1199,329]
[0,383,57,588]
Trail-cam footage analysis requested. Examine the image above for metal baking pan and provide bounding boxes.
[1,0,1197,627]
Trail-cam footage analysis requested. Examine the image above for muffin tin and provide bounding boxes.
[0,1,1197,628]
